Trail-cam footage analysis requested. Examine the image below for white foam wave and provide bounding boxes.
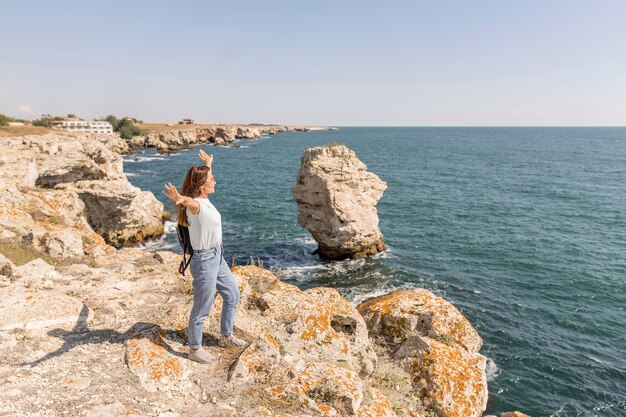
[372,248,397,259]
[294,236,316,245]
[163,220,177,234]
[134,220,178,252]
[485,357,500,381]
[124,156,167,163]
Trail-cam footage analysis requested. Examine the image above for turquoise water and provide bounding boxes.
[123,127,626,417]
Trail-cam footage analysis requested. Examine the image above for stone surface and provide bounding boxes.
[70,179,164,247]
[501,412,532,417]
[20,188,92,230]
[396,336,487,417]
[124,323,189,392]
[0,253,14,274]
[357,289,482,353]
[0,286,93,331]
[293,144,387,260]
[0,133,164,248]
[358,289,488,417]
[356,388,398,417]
[23,222,85,260]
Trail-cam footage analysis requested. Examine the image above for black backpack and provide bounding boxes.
[176,223,194,276]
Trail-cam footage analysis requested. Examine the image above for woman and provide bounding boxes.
[163,150,245,363]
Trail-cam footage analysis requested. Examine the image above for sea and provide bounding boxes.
[123,127,626,417]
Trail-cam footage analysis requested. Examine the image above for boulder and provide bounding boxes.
[396,336,487,417]
[0,253,15,277]
[256,283,377,375]
[0,203,35,240]
[0,253,15,287]
[35,139,123,187]
[501,412,532,417]
[129,135,147,148]
[266,361,366,416]
[0,286,93,331]
[70,179,164,247]
[124,323,190,392]
[236,127,262,139]
[22,223,84,260]
[293,144,387,260]
[357,289,482,353]
[356,388,398,417]
[357,290,487,417]
[20,188,93,231]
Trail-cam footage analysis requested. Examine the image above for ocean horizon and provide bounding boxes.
[124,126,626,417]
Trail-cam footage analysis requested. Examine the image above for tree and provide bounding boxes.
[105,115,144,139]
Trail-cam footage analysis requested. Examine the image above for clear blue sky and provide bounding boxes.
[2,1,626,126]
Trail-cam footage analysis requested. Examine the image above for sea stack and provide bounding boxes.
[292,144,387,260]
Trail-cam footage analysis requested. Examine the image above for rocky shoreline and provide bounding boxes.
[0,130,527,417]
[132,124,334,154]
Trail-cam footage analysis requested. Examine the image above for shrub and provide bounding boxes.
[105,115,145,139]
[0,114,20,126]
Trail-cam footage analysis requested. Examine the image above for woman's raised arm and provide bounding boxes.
[162,183,201,215]
[199,150,213,170]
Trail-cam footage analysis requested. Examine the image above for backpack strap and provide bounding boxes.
[178,251,193,276]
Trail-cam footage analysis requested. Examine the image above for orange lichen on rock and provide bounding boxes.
[228,332,282,383]
[356,388,396,417]
[124,327,186,392]
[409,337,487,417]
[357,289,482,353]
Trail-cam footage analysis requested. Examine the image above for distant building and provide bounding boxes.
[7,122,25,126]
[179,118,194,125]
[50,119,113,134]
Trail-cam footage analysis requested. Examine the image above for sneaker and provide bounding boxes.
[218,334,246,347]
[188,347,214,363]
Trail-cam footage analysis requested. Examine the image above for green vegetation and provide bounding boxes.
[0,242,49,266]
[32,116,64,127]
[105,115,144,139]
[0,114,23,126]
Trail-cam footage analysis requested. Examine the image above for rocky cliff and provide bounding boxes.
[0,130,526,417]
[132,125,329,153]
[0,251,490,417]
[0,133,164,249]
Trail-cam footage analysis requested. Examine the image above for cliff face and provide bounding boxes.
[293,144,387,260]
[0,133,163,249]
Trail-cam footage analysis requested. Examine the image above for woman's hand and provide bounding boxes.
[199,150,213,168]
[162,182,186,205]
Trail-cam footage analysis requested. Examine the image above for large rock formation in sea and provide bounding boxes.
[293,144,387,260]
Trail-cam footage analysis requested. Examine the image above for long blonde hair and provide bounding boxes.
[176,165,210,227]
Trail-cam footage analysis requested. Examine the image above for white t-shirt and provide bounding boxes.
[186,198,222,250]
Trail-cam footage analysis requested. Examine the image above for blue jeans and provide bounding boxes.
[187,246,240,349]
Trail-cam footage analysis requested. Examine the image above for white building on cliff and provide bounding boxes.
[50,118,113,134]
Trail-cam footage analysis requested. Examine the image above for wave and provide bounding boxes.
[124,156,167,163]
[135,221,178,252]
[485,357,500,381]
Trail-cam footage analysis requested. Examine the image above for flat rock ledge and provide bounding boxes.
[293,144,387,260]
